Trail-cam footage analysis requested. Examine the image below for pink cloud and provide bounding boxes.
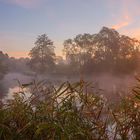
[112,21,129,30]
[110,0,136,30]
[112,14,132,30]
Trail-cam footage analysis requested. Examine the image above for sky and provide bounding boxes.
[0,0,140,58]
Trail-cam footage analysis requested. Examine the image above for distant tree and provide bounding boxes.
[0,51,9,79]
[29,34,56,73]
[8,57,30,73]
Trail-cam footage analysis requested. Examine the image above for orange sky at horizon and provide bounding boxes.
[7,51,29,58]
[5,28,140,59]
[6,48,63,58]
[5,45,64,58]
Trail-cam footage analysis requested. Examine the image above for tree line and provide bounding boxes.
[29,27,140,76]
[0,26,140,78]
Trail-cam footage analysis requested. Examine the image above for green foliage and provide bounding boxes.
[1,80,140,139]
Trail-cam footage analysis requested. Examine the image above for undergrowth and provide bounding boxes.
[0,80,140,140]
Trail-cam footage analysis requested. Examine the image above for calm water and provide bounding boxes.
[1,72,137,102]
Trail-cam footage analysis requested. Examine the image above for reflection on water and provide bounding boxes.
[1,72,137,104]
[3,86,31,101]
[6,86,19,100]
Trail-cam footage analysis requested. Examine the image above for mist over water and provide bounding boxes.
[0,71,137,102]
[0,72,33,98]
[0,27,139,103]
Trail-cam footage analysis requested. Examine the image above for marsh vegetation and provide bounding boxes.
[0,80,140,139]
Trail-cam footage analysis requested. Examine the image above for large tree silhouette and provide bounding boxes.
[63,27,140,75]
[29,34,56,73]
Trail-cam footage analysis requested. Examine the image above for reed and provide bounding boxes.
[0,80,140,140]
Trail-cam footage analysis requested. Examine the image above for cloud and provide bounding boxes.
[111,15,131,30]
[111,22,129,30]
[0,0,43,8]
[110,0,140,39]
[110,0,135,30]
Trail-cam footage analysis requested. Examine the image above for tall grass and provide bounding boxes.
[0,80,140,140]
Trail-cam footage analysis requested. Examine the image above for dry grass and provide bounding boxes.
[0,80,140,140]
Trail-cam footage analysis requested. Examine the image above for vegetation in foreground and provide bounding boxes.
[0,80,140,140]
